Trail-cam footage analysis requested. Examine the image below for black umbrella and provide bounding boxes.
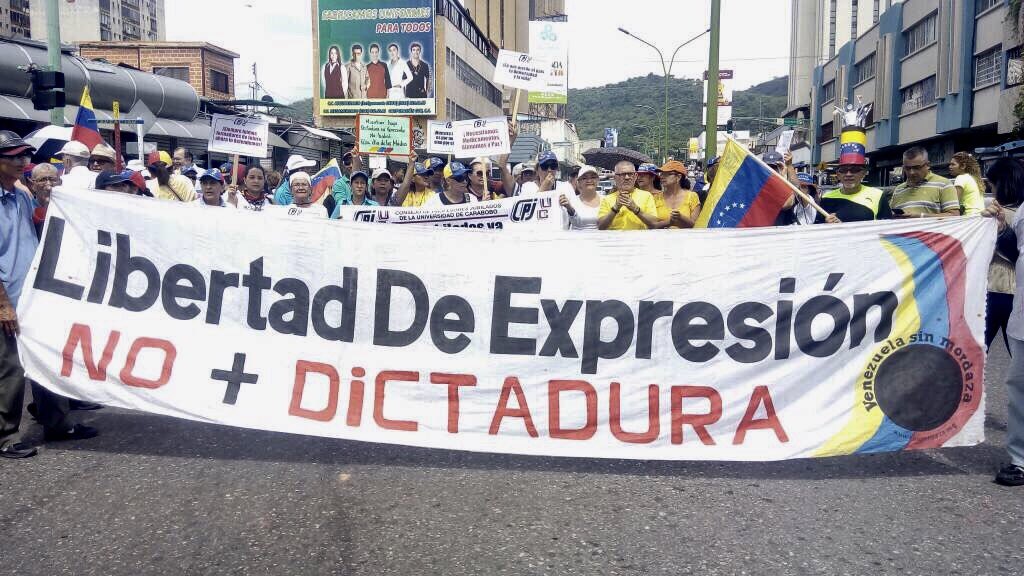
[582,147,652,171]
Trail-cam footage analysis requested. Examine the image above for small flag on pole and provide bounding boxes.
[70,86,103,150]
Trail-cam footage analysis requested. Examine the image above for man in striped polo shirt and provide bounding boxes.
[888,147,960,218]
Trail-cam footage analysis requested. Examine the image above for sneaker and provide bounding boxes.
[43,424,99,442]
[995,464,1024,487]
[0,441,38,459]
[70,400,103,411]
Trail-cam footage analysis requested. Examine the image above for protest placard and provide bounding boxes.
[528,21,569,103]
[22,189,995,462]
[208,114,270,158]
[493,49,551,91]
[453,117,510,158]
[427,120,455,155]
[776,130,795,154]
[356,114,412,156]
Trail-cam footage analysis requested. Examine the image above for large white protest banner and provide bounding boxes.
[208,114,270,158]
[453,117,511,158]
[335,193,561,231]
[20,190,995,461]
[493,50,551,92]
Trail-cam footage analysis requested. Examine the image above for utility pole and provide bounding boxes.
[46,0,63,125]
[705,0,721,165]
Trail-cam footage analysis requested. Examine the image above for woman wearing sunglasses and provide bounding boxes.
[424,162,477,206]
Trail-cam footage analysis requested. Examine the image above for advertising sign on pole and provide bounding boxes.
[356,114,412,156]
[316,0,436,116]
[527,21,569,104]
[603,128,618,148]
[208,114,270,158]
[703,69,734,126]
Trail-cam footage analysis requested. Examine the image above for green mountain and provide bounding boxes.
[283,74,789,156]
[567,73,789,158]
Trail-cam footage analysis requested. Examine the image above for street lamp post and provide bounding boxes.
[618,26,710,164]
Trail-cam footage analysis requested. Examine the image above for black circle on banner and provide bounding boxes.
[874,344,962,431]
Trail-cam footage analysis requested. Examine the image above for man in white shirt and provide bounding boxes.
[55,141,96,191]
[517,151,574,197]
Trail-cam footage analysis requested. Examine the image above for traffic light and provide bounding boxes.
[30,69,65,111]
[726,119,735,134]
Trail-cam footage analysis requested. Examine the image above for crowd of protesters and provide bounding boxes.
[0,123,1020,488]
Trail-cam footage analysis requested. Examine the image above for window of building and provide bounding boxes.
[975,47,1002,88]
[153,66,189,82]
[455,54,503,108]
[873,0,880,23]
[820,121,834,142]
[210,69,230,93]
[976,0,1001,14]
[828,0,837,59]
[822,80,835,104]
[900,76,936,114]
[855,54,876,85]
[851,0,858,39]
[1007,46,1024,87]
[904,12,937,57]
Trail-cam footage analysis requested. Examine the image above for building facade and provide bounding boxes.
[79,41,238,99]
[0,0,32,38]
[807,0,1018,183]
[20,0,166,42]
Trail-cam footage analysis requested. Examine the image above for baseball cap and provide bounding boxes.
[470,156,490,168]
[94,170,133,189]
[0,130,35,157]
[762,151,785,166]
[512,164,525,177]
[147,150,172,167]
[577,165,599,178]
[637,163,659,174]
[707,156,720,168]
[521,161,537,173]
[658,160,688,175]
[446,161,470,178]
[428,157,446,171]
[182,166,199,176]
[350,170,369,182]
[58,140,90,159]
[797,172,816,186]
[414,162,433,176]
[199,168,225,183]
[537,151,558,166]
[128,170,149,194]
[285,154,317,172]
[371,168,393,180]
[90,143,116,161]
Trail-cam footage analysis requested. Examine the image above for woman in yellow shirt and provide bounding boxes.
[652,160,701,229]
[394,151,436,207]
[949,151,986,215]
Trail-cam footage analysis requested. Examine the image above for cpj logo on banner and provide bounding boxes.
[19,190,996,461]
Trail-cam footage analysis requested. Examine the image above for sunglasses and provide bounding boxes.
[539,162,558,170]
[474,171,485,177]
[836,166,864,174]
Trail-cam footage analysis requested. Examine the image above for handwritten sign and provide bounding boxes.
[208,114,270,158]
[453,117,510,158]
[427,120,455,154]
[356,114,412,156]
[493,49,551,92]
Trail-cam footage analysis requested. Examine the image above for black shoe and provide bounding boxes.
[70,400,103,411]
[43,424,99,442]
[0,442,38,459]
[995,464,1024,487]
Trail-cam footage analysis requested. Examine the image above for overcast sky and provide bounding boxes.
[166,0,791,104]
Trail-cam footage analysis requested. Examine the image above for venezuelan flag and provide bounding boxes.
[70,86,103,150]
[310,159,343,204]
[695,139,795,228]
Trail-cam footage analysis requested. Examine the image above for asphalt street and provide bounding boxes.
[4,345,1023,576]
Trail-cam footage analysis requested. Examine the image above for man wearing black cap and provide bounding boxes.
[0,132,97,459]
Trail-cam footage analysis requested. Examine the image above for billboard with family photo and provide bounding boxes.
[316,0,436,116]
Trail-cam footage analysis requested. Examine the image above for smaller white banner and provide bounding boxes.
[335,192,562,231]
[453,117,510,158]
[208,114,270,158]
[494,50,551,91]
[776,130,795,154]
[427,120,455,155]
